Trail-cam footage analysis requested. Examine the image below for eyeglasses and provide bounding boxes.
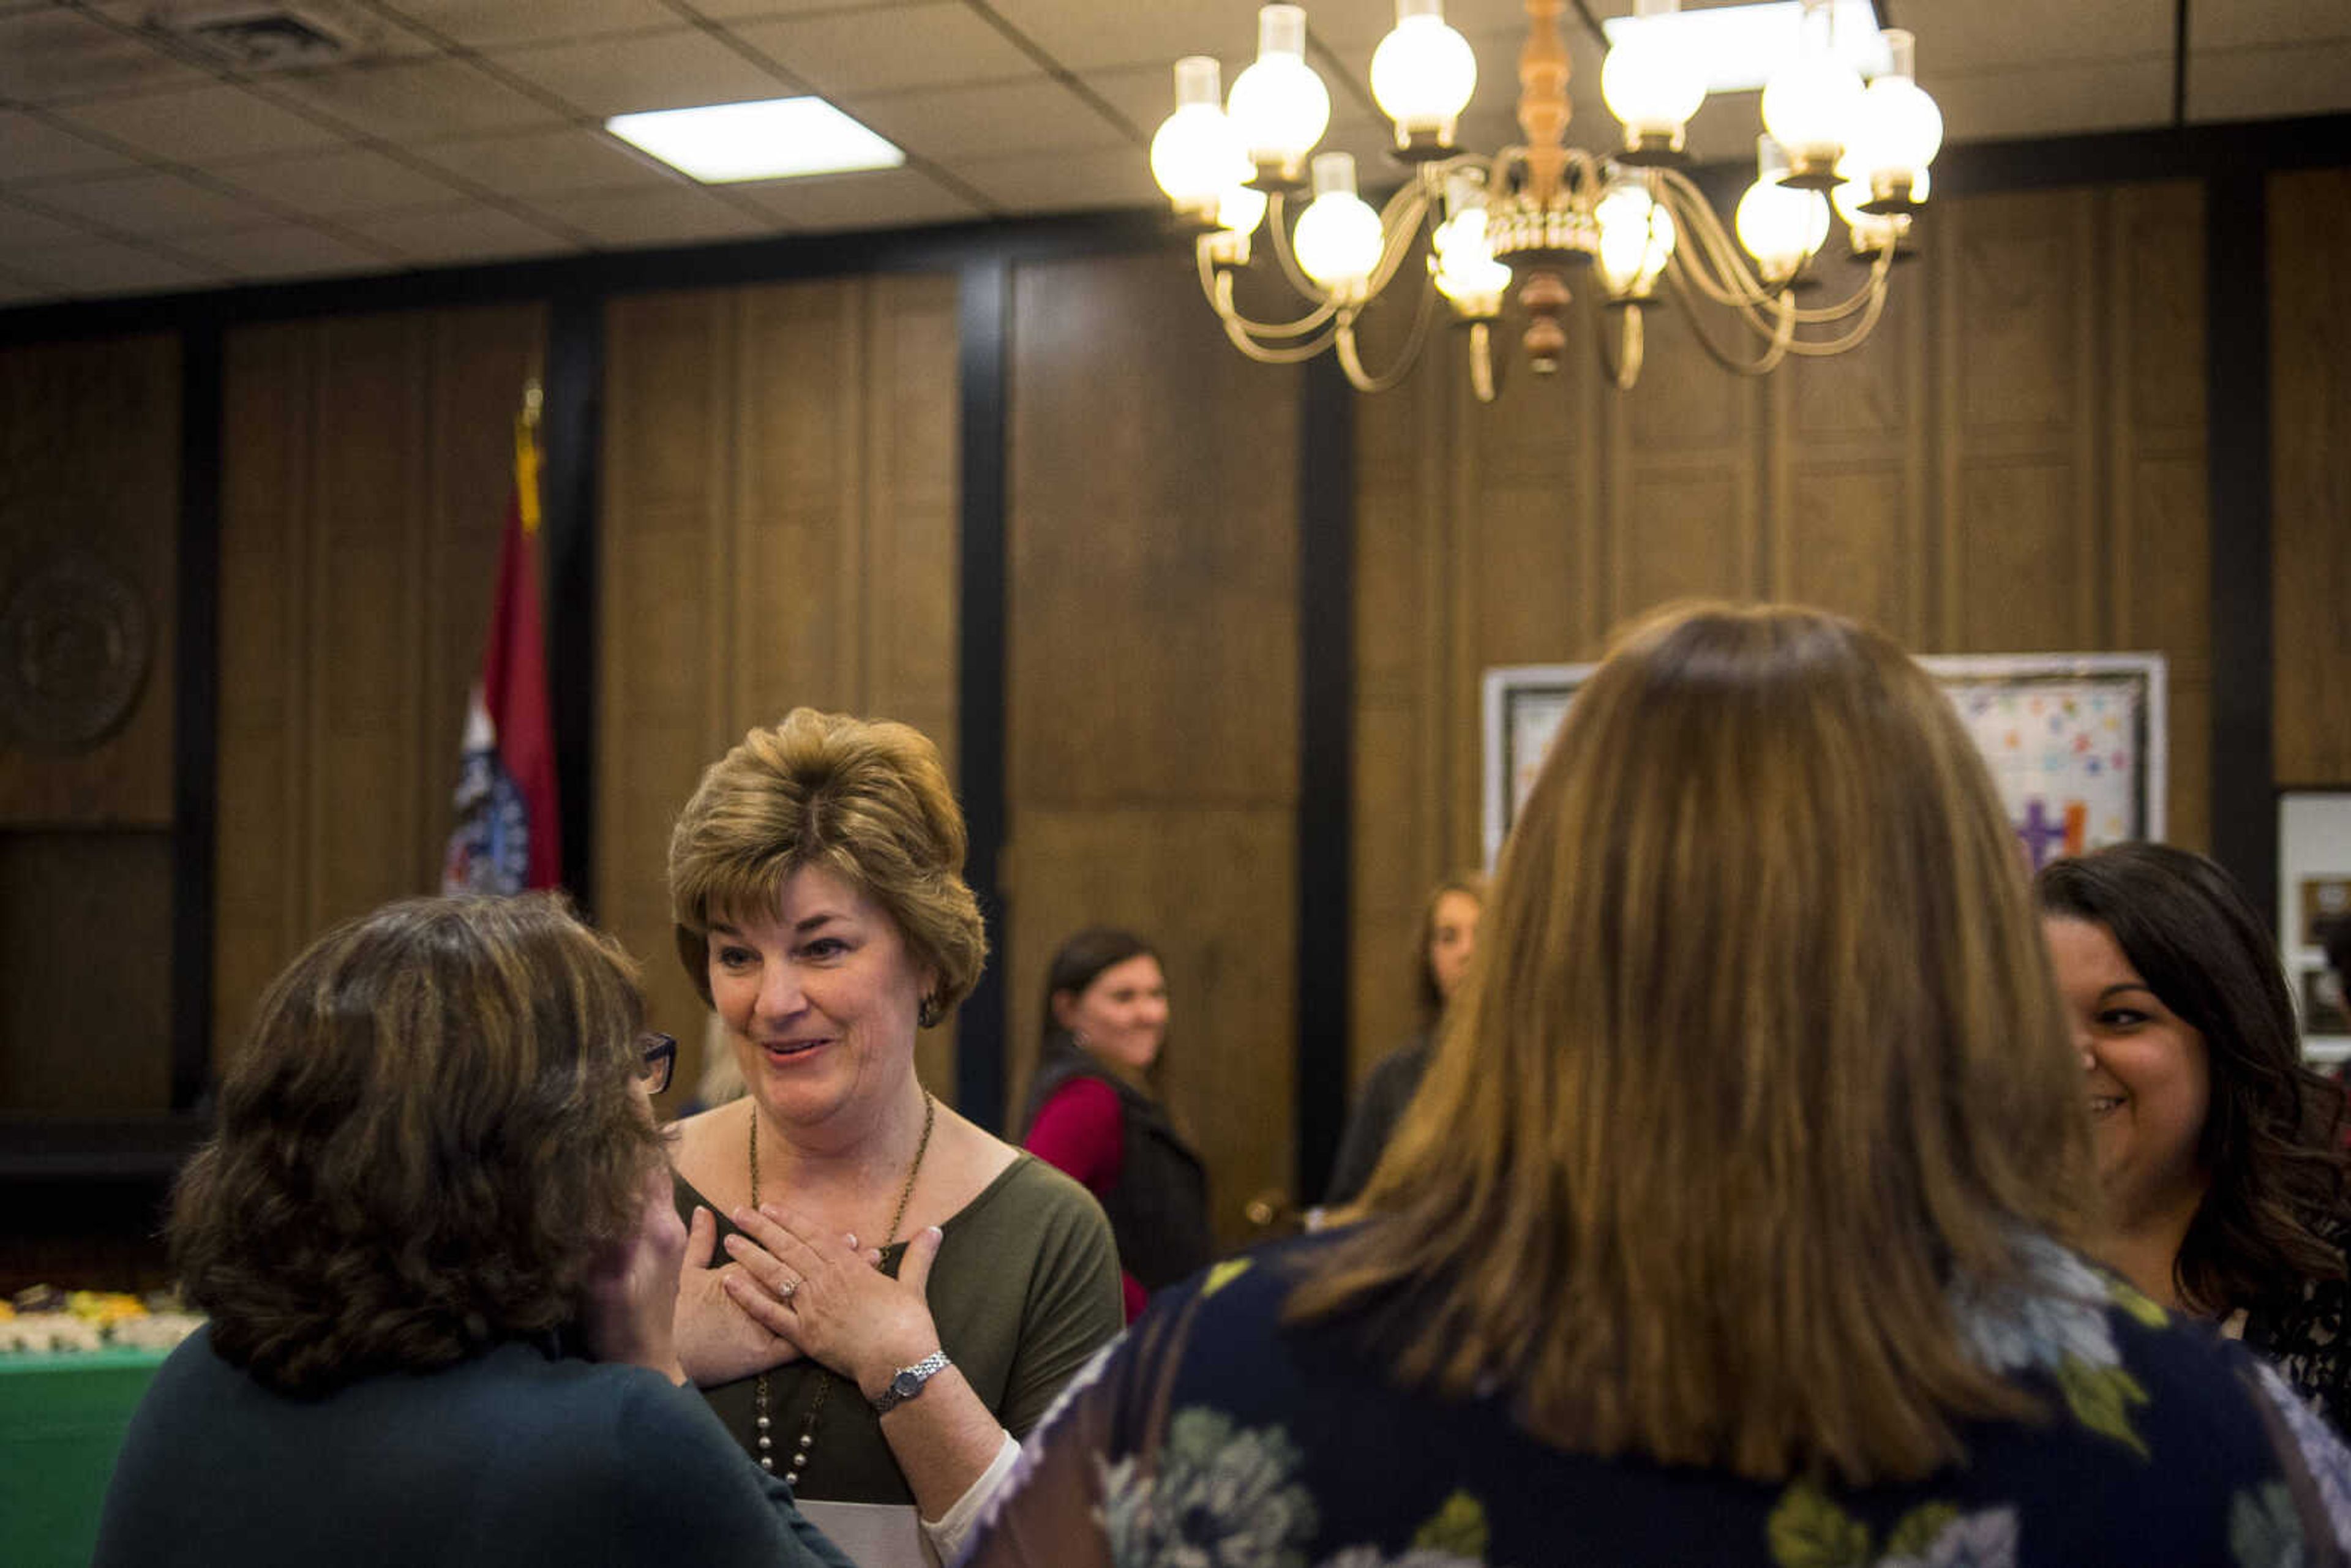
[637,1032,677,1096]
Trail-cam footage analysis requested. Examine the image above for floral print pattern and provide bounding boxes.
[1948,1234,2150,1455]
[1099,1408,1318,1568]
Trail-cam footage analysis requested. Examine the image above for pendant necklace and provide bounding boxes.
[748,1088,936,1485]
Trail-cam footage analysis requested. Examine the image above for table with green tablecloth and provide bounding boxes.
[0,1346,168,1568]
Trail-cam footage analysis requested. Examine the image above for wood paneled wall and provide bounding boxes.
[212,305,545,1065]
[0,334,178,1111]
[596,275,961,1105]
[2271,168,2351,787]
[1351,179,2212,1082]
[1003,248,1301,1239]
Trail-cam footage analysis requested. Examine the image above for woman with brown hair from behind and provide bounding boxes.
[94,894,849,1568]
[964,603,2351,1568]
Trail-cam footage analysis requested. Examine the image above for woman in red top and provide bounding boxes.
[1019,928,1214,1320]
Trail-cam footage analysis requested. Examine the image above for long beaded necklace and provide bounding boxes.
[748,1088,936,1485]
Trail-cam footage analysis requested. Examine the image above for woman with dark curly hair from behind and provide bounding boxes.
[2038,842,2351,1433]
[92,895,850,1568]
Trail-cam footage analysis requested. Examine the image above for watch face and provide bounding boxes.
[891,1368,922,1398]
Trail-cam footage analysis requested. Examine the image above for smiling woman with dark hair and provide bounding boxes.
[2037,842,2351,1431]
[93,894,848,1568]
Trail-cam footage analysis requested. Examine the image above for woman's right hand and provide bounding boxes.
[673,1204,806,1387]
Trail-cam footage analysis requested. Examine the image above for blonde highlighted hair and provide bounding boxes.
[1291,603,2092,1485]
[669,708,986,1018]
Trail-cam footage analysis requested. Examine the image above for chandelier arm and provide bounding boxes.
[1203,251,1341,340]
[1653,173,1785,312]
[1219,312,1346,364]
[1776,247,1898,328]
[1467,320,1500,405]
[1265,192,1337,304]
[1332,272,1440,395]
[1778,261,1895,356]
[1596,303,1645,391]
[1667,265,1796,376]
[1362,181,1437,301]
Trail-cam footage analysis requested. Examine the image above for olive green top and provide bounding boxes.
[672,1152,1122,1506]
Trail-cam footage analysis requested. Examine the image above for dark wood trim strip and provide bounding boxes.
[170,319,223,1112]
[1296,353,1354,1203]
[542,294,602,917]
[955,257,1012,1132]
[2206,172,2277,921]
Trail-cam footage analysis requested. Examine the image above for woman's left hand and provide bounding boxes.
[722,1206,948,1402]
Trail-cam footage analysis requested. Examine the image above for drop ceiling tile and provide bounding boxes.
[50,83,353,163]
[2189,39,2351,122]
[209,146,473,216]
[0,111,142,182]
[1929,58,2173,142]
[0,10,213,103]
[24,170,281,236]
[166,221,394,279]
[338,198,579,263]
[845,77,1130,162]
[384,0,689,48]
[730,4,1041,96]
[267,57,568,143]
[522,184,778,248]
[1915,0,2172,75]
[696,0,930,17]
[408,126,685,197]
[981,0,1270,72]
[1082,64,1197,141]
[0,198,102,252]
[2189,0,2351,51]
[0,272,64,306]
[487,26,797,117]
[729,165,982,230]
[5,238,226,296]
[950,144,1163,214]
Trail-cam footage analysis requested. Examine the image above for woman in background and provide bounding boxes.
[95,895,847,1568]
[1022,928,1214,1321]
[2038,842,2351,1430]
[966,603,2351,1568]
[1322,871,1485,1207]
[665,709,1120,1566]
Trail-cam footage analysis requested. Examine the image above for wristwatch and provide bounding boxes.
[871,1349,951,1416]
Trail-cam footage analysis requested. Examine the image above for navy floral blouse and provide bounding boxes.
[961,1231,2351,1568]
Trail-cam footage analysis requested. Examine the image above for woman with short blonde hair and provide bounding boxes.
[666,708,1121,1568]
[966,604,2351,1568]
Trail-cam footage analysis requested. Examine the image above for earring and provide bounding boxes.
[918,994,943,1029]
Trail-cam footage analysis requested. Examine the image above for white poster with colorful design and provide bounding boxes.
[1483,653,2166,871]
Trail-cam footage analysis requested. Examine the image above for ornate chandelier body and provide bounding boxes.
[1149,0,1944,402]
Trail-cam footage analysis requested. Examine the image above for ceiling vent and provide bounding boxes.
[149,4,367,71]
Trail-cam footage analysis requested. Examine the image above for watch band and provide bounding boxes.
[871,1349,951,1416]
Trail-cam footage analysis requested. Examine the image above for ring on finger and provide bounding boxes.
[779,1274,801,1301]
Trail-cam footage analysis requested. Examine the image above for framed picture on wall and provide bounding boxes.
[1482,652,2169,874]
[2280,790,2351,1062]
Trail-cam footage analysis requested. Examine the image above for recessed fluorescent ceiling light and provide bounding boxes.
[1601,2,1891,95]
[606,97,904,182]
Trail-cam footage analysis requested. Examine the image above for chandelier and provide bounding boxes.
[1147,0,1944,401]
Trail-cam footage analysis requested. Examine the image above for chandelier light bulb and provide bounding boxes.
[1736,140,1830,281]
[1842,32,1943,187]
[1292,151,1384,293]
[1760,1,1863,176]
[1217,181,1270,235]
[1370,0,1477,146]
[1833,166,1925,250]
[1595,182,1678,294]
[1600,0,1706,149]
[1151,58,1250,217]
[1228,4,1332,178]
[1430,193,1509,317]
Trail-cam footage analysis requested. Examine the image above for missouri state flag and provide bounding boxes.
[442,394,560,895]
